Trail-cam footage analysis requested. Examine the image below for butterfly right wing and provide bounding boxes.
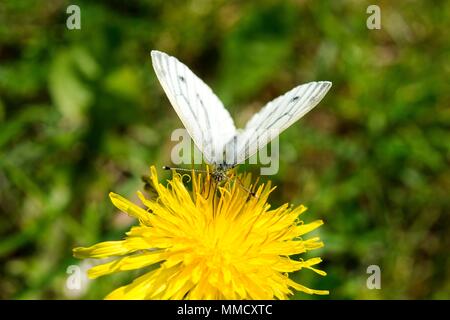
[151,50,236,164]
[223,81,332,165]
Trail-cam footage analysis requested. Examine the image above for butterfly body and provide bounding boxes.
[210,163,234,182]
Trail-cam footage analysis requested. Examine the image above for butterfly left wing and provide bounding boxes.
[223,81,332,165]
[151,50,236,164]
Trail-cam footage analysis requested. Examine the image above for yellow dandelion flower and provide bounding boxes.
[73,166,328,299]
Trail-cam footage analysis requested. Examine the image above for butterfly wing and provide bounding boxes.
[151,50,236,164]
[224,81,332,165]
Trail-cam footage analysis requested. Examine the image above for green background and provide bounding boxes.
[0,0,449,299]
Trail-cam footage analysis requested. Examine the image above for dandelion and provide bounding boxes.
[73,166,328,299]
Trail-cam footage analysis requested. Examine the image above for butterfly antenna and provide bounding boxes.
[162,166,208,173]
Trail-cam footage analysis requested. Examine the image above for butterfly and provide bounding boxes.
[151,50,331,183]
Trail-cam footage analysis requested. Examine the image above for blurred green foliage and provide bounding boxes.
[0,0,449,299]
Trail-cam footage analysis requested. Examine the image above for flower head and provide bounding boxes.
[73,166,328,299]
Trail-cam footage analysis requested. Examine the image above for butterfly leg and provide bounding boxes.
[238,176,257,197]
[211,181,219,216]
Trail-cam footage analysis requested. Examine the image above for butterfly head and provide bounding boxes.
[211,163,235,183]
[211,169,228,183]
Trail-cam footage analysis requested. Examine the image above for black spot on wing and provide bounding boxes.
[252,84,305,132]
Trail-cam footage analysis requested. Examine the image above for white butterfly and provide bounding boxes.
[151,50,331,182]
